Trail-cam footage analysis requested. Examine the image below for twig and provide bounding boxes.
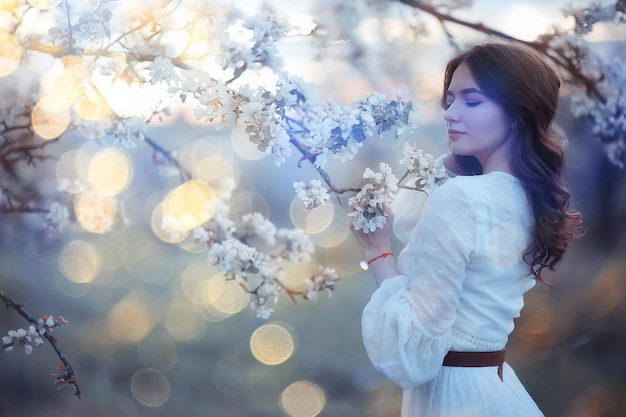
[397,0,606,102]
[0,290,81,398]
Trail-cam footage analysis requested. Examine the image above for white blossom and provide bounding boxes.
[112,116,147,148]
[241,212,277,245]
[348,163,398,233]
[149,56,179,86]
[305,265,339,301]
[45,202,70,233]
[276,228,316,263]
[293,179,330,209]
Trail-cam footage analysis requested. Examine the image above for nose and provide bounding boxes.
[443,101,460,123]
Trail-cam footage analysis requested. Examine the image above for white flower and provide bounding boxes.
[45,202,70,233]
[113,116,147,148]
[149,57,178,86]
[293,179,330,209]
[276,228,315,263]
[348,163,398,233]
[241,212,277,245]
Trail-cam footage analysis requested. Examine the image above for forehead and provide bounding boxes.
[447,62,480,93]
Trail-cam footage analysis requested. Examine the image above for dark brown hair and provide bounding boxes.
[441,41,582,282]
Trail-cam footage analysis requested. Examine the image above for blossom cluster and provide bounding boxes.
[201,207,334,318]
[348,163,399,233]
[295,146,447,234]
[305,266,340,302]
[2,316,68,355]
[398,143,449,192]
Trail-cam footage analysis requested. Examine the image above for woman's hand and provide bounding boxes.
[348,204,399,287]
[348,205,395,260]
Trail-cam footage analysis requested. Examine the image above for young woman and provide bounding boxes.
[351,42,582,416]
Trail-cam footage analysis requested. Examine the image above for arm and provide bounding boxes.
[359,180,478,388]
[349,206,399,287]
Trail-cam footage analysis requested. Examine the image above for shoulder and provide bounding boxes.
[428,172,526,214]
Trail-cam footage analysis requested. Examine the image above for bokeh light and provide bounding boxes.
[73,86,111,121]
[55,149,91,193]
[88,148,133,196]
[52,267,91,298]
[289,198,334,234]
[130,368,170,407]
[74,189,118,233]
[250,323,295,366]
[107,292,158,344]
[151,201,189,244]
[164,300,205,342]
[192,154,238,199]
[58,239,100,284]
[160,179,217,232]
[231,125,267,161]
[0,32,21,77]
[205,274,250,315]
[279,380,326,417]
[307,203,350,248]
[31,96,71,139]
[180,262,217,300]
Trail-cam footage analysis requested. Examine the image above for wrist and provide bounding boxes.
[367,251,394,265]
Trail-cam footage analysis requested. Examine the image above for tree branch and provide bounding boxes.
[0,290,80,398]
[397,0,606,102]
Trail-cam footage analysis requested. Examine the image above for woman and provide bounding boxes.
[351,42,582,416]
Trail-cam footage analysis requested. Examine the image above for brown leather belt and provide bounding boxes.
[442,350,505,381]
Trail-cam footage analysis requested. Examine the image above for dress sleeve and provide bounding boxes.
[391,154,456,244]
[361,180,477,389]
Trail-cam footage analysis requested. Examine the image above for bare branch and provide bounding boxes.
[0,290,80,398]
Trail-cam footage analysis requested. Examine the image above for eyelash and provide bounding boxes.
[445,100,481,108]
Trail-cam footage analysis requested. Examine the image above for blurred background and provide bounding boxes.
[1,0,625,416]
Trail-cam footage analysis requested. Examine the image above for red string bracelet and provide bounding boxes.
[367,252,394,265]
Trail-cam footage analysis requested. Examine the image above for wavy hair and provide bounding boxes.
[441,41,583,283]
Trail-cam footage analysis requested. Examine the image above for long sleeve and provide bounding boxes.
[391,154,458,244]
[361,179,477,389]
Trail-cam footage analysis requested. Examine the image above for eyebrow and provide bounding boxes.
[446,87,484,98]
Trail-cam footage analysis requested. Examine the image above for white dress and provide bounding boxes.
[362,171,544,417]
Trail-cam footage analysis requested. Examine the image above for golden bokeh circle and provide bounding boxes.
[130,368,170,408]
[207,275,250,315]
[279,380,325,417]
[250,323,295,366]
[58,239,100,284]
[107,292,158,345]
[32,96,71,140]
[161,180,217,232]
[74,190,118,233]
[151,201,189,244]
[55,149,91,193]
[289,197,334,234]
[88,148,133,196]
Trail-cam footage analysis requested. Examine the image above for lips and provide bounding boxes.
[447,129,464,139]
